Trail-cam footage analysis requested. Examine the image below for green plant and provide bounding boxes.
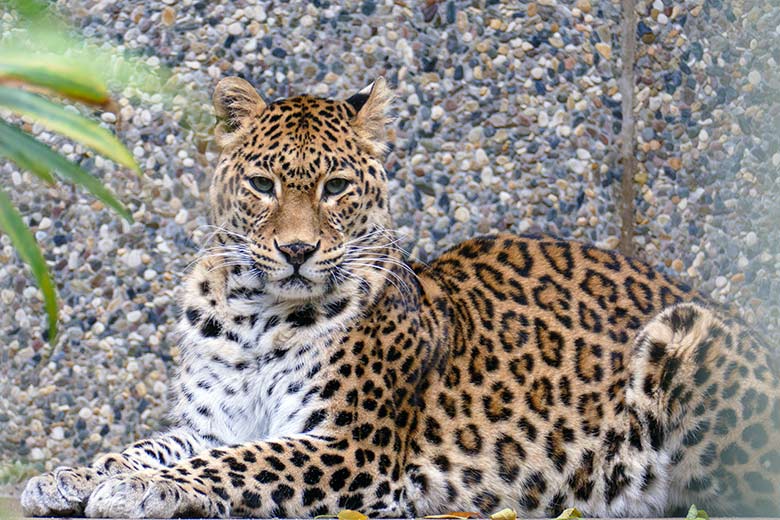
[0,0,146,341]
[0,0,217,342]
[0,55,141,341]
[0,460,41,485]
[685,504,709,520]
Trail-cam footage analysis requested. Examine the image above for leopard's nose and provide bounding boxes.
[275,240,319,268]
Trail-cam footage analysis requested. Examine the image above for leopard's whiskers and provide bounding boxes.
[341,260,410,301]
[197,224,251,246]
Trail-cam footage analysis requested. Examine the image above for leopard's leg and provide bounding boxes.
[628,303,780,515]
[21,428,210,517]
[85,434,405,519]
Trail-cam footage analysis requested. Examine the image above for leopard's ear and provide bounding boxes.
[346,77,393,157]
[213,77,266,148]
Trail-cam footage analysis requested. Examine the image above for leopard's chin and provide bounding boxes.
[265,274,330,301]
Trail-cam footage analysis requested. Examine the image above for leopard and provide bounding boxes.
[21,76,780,519]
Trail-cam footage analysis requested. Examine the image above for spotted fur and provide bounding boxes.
[22,78,779,519]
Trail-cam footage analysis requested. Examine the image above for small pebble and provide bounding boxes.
[30,448,45,461]
[175,208,189,225]
[575,0,591,13]
[454,207,470,223]
[161,6,175,26]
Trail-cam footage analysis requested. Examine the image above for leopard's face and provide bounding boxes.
[209,78,393,302]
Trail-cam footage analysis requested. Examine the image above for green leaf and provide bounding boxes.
[2,0,53,22]
[0,120,55,185]
[0,52,109,106]
[0,86,140,173]
[685,505,708,520]
[0,189,57,340]
[0,120,133,222]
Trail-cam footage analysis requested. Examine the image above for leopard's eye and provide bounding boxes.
[249,176,274,195]
[324,178,349,197]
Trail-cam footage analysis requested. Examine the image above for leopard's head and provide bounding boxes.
[209,77,394,302]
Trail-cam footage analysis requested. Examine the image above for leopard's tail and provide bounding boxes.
[628,303,780,515]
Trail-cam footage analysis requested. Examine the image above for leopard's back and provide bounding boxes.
[405,234,779,517]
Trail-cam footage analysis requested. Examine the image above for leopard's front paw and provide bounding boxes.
[21,466,101,517]
[84,471,229,519]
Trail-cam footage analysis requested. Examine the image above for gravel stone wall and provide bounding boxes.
[1,0,777,481]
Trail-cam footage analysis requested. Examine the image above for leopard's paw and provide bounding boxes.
[85,471,229,519]
[21,466,101,517]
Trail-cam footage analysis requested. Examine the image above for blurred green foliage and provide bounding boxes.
[0,0,212,341]
[0,460,41,485]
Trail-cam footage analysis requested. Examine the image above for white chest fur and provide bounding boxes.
[171,301,342,446]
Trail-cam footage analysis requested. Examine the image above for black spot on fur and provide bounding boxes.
[669,305,698,335]
[290,450,310,467]
[303,487,326,506]
[604,463,631,504]
[714,408,737,435]
[201,316,222,338]
[271,484,294,504]
[324,298,350,318]
[349,472,373,491]
[303,466,324,485]
[742,424,769,449]
[545,492,567,518]
[186,308,201,325]
[686,476,711,492]
[264,456,286,471]
[287,305,317,327]
[242,490,262,509]
[302,409,327,433]
[720,443,749,465]
[745,472,774,494]
[264,315,280,332]
[329,468,351,491]
[321,453,345,466]
[254,470,278,484]
[518,472,546,510]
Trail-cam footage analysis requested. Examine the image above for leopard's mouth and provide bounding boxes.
[280,273,312,286]
[265,272,331,301]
